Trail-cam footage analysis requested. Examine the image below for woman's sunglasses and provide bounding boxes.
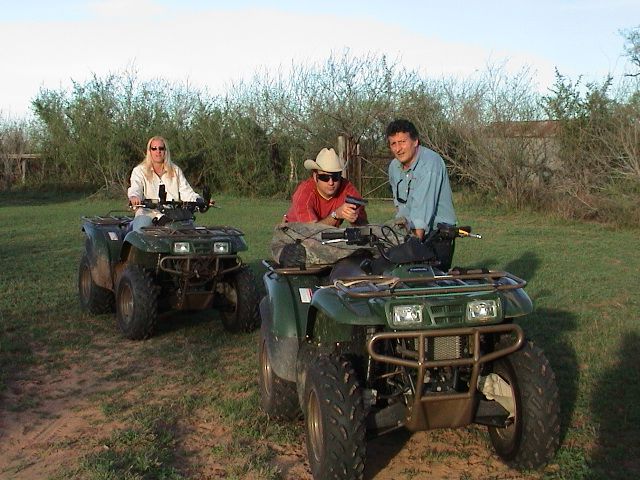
[150,146,166,151]
[316,172,342,182]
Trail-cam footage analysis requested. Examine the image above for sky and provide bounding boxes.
[1,0,638,119]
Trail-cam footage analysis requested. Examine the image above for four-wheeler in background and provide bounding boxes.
[79,186,259,339]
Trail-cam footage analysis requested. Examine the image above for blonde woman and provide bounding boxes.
[127,136,202,231]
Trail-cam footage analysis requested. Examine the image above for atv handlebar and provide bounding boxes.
[134,198,212,213]
[321,227,373,245]
[131,184,215,214]
[321,223,481,246]
[320,231,346,240]
[457,228,482,239]
[429,223,482,240]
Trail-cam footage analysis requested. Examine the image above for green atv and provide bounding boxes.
[258,222,560,479]
[78,186,259,340]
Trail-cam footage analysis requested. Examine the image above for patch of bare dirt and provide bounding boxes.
[0,335,552,480]
[0,358,120,478]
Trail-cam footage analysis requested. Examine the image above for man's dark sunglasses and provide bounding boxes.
[316,172,342,182]
[395,177,412,204]
[150,146,166,151]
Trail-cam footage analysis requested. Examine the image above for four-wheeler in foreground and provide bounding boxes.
[258,222,560,479]
[78,186,259,339]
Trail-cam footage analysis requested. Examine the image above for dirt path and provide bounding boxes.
[0,339,549,480]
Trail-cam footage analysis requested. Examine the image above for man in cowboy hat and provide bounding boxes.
[284,147,368,226]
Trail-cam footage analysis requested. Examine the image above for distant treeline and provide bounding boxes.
[1,50,639,225]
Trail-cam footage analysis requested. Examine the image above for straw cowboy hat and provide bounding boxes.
[303,148,344,172]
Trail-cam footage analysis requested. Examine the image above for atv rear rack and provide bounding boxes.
[332,271,526,298]
[82,213,133,225]
[262,259,333,276]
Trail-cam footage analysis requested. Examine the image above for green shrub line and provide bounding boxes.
[1,49,639,226]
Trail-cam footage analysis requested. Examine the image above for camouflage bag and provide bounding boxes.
[270,222,404,268]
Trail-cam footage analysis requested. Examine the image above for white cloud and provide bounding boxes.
[87,0,166,18]
[0,6,562,118]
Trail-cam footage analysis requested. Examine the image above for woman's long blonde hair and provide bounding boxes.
[139,135,176,182]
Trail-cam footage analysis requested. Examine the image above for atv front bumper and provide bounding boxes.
[367,323,524,431]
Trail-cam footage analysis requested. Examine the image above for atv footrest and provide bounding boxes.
[474,399,510,427]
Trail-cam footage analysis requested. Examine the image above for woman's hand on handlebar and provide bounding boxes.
[129,196,142,207]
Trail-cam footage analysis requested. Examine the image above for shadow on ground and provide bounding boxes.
[587,332,640,479]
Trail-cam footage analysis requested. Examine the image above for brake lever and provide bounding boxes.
[458,229,482,239]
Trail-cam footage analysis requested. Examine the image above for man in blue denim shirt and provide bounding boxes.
[387,119,457,270]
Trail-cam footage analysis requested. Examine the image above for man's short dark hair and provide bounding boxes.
[386,119,419,140]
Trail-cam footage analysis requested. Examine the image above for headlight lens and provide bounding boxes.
[466,300,498,322]
[392,305,423,326]
[173,242,190,254]
[213,242,229,254]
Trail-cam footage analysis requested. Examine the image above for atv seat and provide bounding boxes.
[329,256,369,283]
[123,218,134,234]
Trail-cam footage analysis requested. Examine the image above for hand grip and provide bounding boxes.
[321,231,345,240]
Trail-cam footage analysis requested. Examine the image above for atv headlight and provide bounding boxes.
[213,242,229,254]
[392,305,423,326]
[466,300,498,322]
[173,242,191,254]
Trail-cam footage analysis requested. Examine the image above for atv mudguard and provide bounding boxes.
[260,296,298,382]
[81,216,130,290]
[497,277,533,318]
[262,270,317,338]
[262,267,387,382]
[261,270,319,381]
[119,229,176,268]
[309,287,386,332]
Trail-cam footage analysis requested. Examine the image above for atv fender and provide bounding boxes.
[82,221,125,290]
[262,271,313,338]
[260,297,298,382]
[498,277,533,318]
[122,230,172,256]
[309,287,386,326]
[306,287,385,342]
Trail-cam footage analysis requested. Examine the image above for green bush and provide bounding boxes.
[1,49,637,226]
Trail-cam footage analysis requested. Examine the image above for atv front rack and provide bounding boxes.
[141,225,245,237]
[332,271,526,298]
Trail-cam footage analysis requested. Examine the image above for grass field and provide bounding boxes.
[1,191,638,479]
